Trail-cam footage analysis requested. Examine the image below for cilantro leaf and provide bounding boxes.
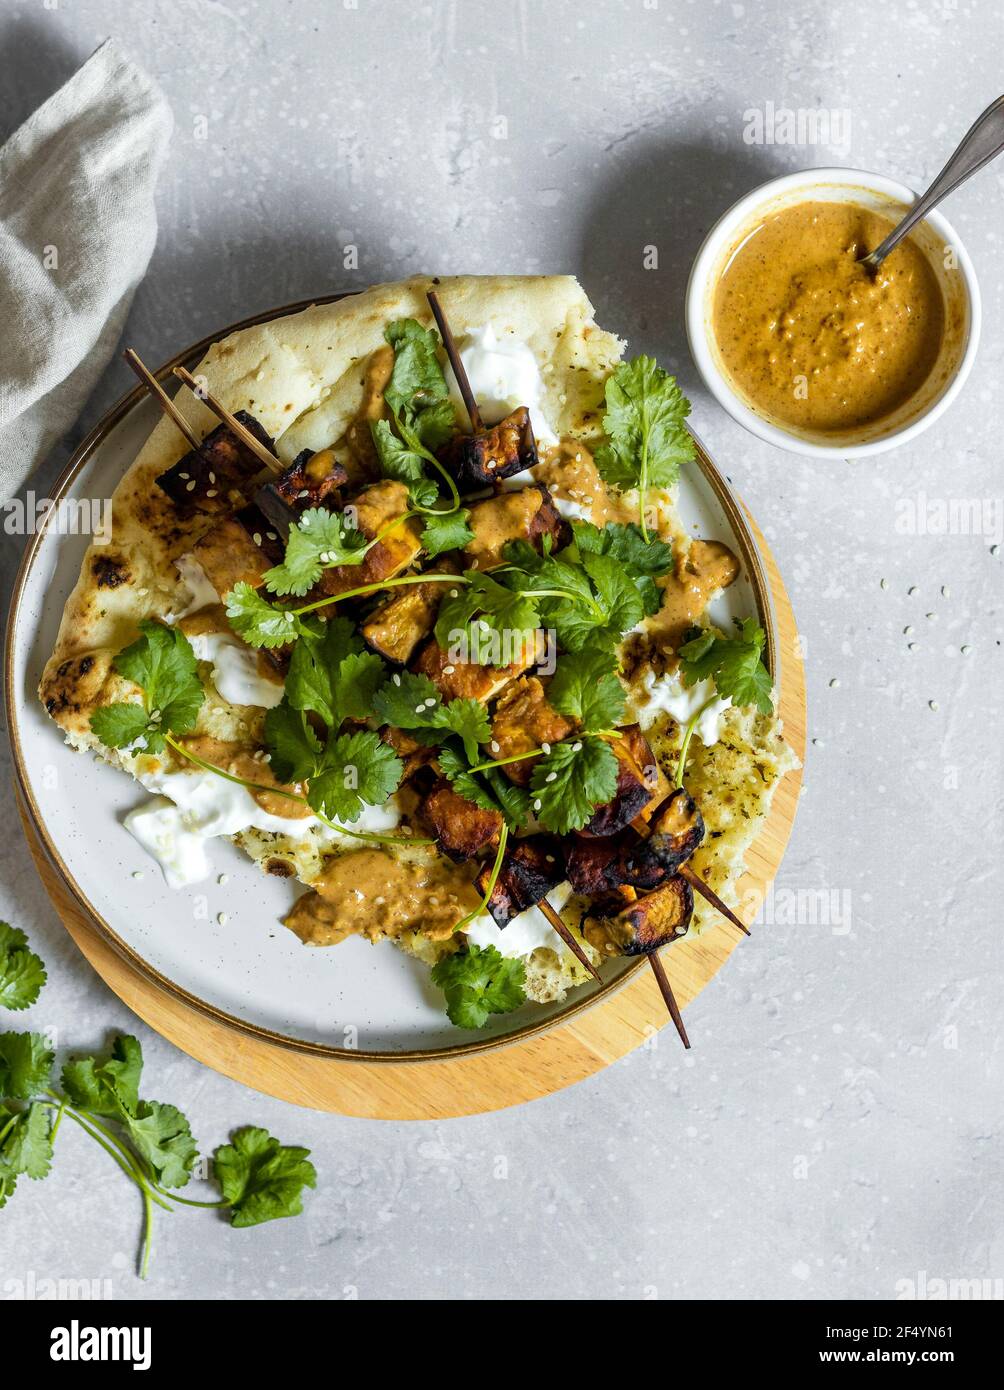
[679,617,773,715]
[1,1103,53,1180]
[421,507,474,558]
[571,520,672,615]
[373,675,489,764]
[431,945,527,1029]
[306,731,403,822]
[551,550,643,654]
[529,737,619,835]
[283,618,361,727]
[370,418,439,505]
[125,1100,197,1189]
[61,1034,143,1118]
[263,508,368,598]
[213,1125,316,1228]
[549,650,626,732]
[226,582,307,650]
[371,672,442,727]
[0,923,46,1011]
[262,699,322,784]
[384,318,451,423]
[483,769,533,830]
[0,1032,54,1100]
[91,621,204,755]
[333,651,389,724]
[434,571,540,656]
[595,356,696,498]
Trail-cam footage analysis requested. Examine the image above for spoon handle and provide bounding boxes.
[864,94,1004,267]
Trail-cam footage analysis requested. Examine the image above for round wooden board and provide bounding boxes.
[15,511,804,1119]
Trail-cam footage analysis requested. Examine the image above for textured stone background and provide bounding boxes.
[1,0,1001,1301]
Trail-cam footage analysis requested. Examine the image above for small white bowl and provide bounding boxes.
[685,167,981,458]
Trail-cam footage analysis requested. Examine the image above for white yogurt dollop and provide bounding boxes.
[465,881,573,959]
[124,760,401,888]
[449,324,558,445]
[632,669,731,746]
[188,631,284,710]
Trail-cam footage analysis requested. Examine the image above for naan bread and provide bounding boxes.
[40,275,623,741]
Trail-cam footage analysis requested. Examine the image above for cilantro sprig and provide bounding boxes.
[0,924,46,1012]
[595,356,696,540]
[528,736,620,835]
[89,620,204,755]
[674,617,773,785]
[0,1030,315,1275]
[372,672,490,764]
[430,944,527,1030]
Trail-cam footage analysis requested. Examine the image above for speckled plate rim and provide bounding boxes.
[5,291,778,1065]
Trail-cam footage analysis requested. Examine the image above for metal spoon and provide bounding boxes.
[859,94,1004,271]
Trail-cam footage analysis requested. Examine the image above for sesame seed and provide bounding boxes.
[941,585,950,597]
[929,700,939,712]
[267,532,277,541]
[828,678,840,688]
[903,625,913,635]
[208,472,216,484]
[253,533,262,546]
[186,480,196,491]
[132,870,144,880]
[206,489,217,498]
[490,740,500,753]
[571,741,582,752]
[533,799,542,811]
[541,742,551,754]
[218,874,229,885]
[908,642,918,652]
[880,578,888,590]
[442,664,456,674]
[178,472,190,480]
[907,585,918,596]
[414,705,426,715]
[217,912,228,925]
[961,644,972,656]
[545,772,557,783]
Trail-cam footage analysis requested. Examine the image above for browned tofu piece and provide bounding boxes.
[418,777,502,862]
[191,504,285,597]
[254,449,348,539]
[579,726,660,837]
[464,484,569,571]
[647,788,705,867]
[490,677,576,786]
[586,875,693,957]
[411,637,537,704]
[361,564,456,664]
[310,480,423,603]
[156,412,275,516]
[566,789,704,897]
[473,834,565,927]
[439,406,539,491]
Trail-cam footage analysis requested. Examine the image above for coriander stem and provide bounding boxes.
[48,1098,67,1143]
[292,571,464,619]
[453,822,509,934]
[0,1114,18,1147]
[162,733,432,847]
[674,695,717,787]
[149,1185,228,1209]
[468,747,543,774]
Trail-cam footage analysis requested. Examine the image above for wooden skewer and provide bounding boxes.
[123,348,200,449]
[538,898,602,982]
[172,365,280,474]
[678,863,751,937]
[426,288,484,431]
[648,950,691,1049]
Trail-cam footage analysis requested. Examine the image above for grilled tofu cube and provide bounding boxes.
[473,834,565,927]
[464,484,569,571]
[439,406,539,491]
[587,875,693,957]
[566,829,668,898]
[411,634,542,704]
[490,677,576,786]
[191,504,284,597]
[309,480,423,602]
[580,726,661,837]
[156,412,275,516]
[418,777,502,862]
[253,448,348,542]
[361,564,457,665]
[380,725,435,781]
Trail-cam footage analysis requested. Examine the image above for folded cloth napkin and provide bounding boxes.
[0,40,171,504]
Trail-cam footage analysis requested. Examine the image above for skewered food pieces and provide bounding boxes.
[155,411,276,516]
[565,789,705,897]
[579,726,663,837]
[473,834,565,927]
[585,875,694,957]
[418,777,503,862]
[310,480,423,602]
[464,484,570,570]
[439,405,539,491]
[254,448,349,539]
[491,677,576,785]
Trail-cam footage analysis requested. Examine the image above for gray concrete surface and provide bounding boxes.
[1,0,1001,1301]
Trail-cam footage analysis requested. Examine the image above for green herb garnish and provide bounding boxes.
[430,944,527,1029]
[89,620,204,754]
[0,924,46,1012]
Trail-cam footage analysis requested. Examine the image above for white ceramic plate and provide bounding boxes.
[6,298,777,1060]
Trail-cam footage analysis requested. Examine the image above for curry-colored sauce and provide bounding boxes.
[712,200,945,433]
